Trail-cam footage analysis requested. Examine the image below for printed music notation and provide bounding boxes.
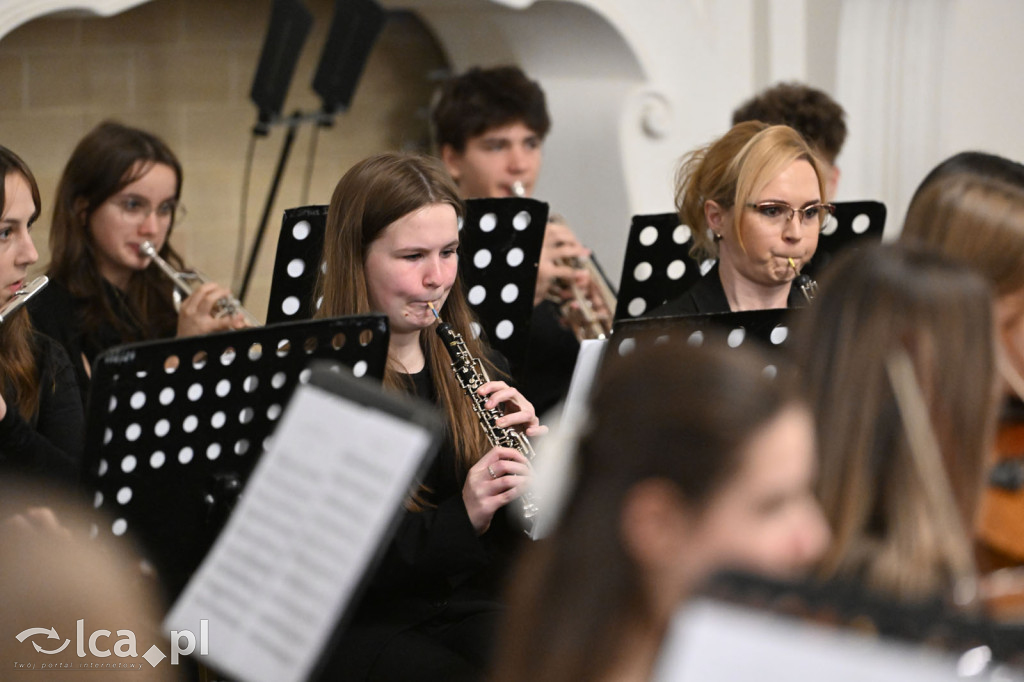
[164,378,438,682]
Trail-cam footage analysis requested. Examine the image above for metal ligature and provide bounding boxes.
[0,276,48,325]
[428,302,540,532]
[789,257,817,303]
[511,181,617,340]
[139,241,261,327]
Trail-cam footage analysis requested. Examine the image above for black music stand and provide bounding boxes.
[610,308,798,361]
[613,200,887,322]
[460,197,547,373]
[81,314,389,599]
[804,199,887,279]
[266,204,328,325]
[613,212,705,322]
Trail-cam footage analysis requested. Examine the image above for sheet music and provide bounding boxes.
[652,598,987,681]
[164,382,434,682]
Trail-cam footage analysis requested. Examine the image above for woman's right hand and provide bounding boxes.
[176,281,249,338]
[462,446,533,535]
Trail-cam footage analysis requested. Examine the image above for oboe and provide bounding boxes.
[788,257,817,303]
[428,302,540,530]
[0,276,48,324]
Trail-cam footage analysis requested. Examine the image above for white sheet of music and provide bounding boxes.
[164,382,433,682]
[652,599,969,681]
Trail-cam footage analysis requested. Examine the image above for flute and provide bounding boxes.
[0,276,48,325]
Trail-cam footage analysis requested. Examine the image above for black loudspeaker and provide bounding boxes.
[250,0,314,130]
[312,0,387,115]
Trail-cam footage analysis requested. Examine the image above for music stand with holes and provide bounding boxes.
[610,308,798,358]
[804,199,887,279]
[614,201,887,322]
[266,205,328,325]
[81,314,389,599]
[613,212,703,322]
[460,197,547,373]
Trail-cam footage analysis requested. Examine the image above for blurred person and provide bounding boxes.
[792,244,998,604]
[900,153,1024,571]
[1,480,181,681]
[491,338,829,682]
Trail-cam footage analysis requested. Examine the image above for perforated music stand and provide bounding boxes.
[803,199,887,279]
[610,308,798,360]
[614,200,887,322]
[460,197,547,373]
[613,212,705,322]
[81,314,389,599]
[266,204,328,325]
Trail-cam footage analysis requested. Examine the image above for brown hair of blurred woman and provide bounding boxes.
[492,337,828,681]
[791,243,998,603]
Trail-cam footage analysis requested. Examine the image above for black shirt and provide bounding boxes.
[0,331,85,483]
[650,264,807,316]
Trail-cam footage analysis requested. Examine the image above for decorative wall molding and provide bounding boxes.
[0,0,148,42]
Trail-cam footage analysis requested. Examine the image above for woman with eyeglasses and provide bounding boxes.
[0,145,83,483]
[29,121,247,406]
[652,121,832,316]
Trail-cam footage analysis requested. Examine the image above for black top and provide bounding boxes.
[328,354,525,680]
[517,300,579,418]
[0,330,85,483]
[28,278,159,409]
[650,264,807,317]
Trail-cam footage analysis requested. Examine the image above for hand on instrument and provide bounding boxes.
[463,446,534,534]
[535,220,591,306]
[476,380,547,437]
[176,281,249,337]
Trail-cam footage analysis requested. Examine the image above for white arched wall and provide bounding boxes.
[0,0,147,32]
[0,0,856,285]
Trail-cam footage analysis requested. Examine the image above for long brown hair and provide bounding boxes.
[493,338,803,682]
[48,121,185,344]
[0,146,42,420]
[678,121,827,260]
[902,172,1024,297]
[792,244,997,603]
[314,152,495,479]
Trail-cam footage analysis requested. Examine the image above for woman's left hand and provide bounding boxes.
[476,381,548,437]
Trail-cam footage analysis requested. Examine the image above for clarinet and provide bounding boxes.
[428,303,540,531]
[0,276,48,324]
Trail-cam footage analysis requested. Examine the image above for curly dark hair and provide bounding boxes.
[431,65,550,152]
[732,82,847,164]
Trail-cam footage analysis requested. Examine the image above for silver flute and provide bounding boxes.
[0,276,48,324]
[428,303,540,531]
[139,241,261,327]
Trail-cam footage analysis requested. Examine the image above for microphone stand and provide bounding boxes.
[238,109,333,305]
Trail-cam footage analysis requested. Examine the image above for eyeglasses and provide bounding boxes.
[745,201,834,227]
[110,195,186,227]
